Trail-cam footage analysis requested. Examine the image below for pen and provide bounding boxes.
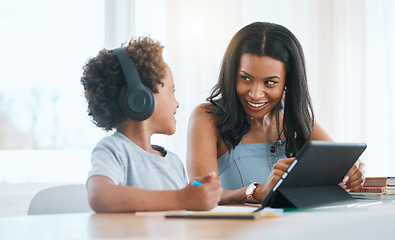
[192,180,202,186]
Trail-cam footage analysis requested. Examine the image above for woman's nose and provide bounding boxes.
[248,83,265,100]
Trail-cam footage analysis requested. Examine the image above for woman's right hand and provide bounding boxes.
[253,158,295,202]
[180,171,223,211]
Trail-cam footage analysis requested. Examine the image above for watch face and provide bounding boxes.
[246,184,255,195]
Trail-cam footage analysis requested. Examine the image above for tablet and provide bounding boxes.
[259,141,367,209]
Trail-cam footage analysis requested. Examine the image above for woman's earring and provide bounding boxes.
[284,86,287,92]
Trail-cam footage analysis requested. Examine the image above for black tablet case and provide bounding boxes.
[260,141,367,209]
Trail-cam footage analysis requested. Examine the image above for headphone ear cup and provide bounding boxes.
[119,84,155,121]
[112,47,155,122]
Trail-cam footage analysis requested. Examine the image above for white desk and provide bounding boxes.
[1,201,394,239]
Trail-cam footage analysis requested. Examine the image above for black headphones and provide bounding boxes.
[112,47,154,121]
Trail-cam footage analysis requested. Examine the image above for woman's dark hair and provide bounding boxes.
[207,22,314,157]
[80,37,166,131]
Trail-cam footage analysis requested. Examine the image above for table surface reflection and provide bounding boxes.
[1,201,395,239]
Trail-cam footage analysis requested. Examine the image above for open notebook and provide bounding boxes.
[165,205,277,219]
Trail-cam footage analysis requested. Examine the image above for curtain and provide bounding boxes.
[113,0,395,176]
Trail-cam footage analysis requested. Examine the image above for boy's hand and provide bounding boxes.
[181,171,222,211]
[193,171,216,184]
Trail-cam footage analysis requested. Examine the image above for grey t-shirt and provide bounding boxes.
[88,131,188,190]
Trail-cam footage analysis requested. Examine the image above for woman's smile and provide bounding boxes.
[246,100,268,110]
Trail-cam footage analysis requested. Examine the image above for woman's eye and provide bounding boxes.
[241,76,251,82]
[265,80,276,85]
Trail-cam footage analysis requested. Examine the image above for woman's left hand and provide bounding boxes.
[339,159,365,191]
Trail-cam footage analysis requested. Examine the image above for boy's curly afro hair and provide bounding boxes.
[80,37,167,131]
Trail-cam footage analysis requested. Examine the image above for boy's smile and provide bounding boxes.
[151,67,179,135]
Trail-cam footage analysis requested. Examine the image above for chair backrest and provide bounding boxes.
[28,184,93,215]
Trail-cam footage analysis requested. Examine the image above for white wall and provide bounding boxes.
[1,0,394,183]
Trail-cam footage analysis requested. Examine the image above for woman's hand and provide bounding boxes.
[181,171,223,211]
[253,158,295,202]
[339,159,365,191]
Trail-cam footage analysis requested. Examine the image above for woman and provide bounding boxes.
[187,22,364,204]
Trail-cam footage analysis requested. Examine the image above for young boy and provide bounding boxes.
[81,37,222,212]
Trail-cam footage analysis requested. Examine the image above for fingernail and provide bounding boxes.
[192,180,202,186]
[343,176,349,183]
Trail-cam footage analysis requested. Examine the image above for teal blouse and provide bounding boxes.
[217,140,287,190]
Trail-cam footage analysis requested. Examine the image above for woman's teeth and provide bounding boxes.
[248,101,266,108]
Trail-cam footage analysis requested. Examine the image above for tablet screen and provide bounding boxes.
[260,141,367,208]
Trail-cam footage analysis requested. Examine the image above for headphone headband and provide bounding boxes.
[112,48,141,88]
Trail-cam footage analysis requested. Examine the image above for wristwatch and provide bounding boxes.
[245,182,258,201]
